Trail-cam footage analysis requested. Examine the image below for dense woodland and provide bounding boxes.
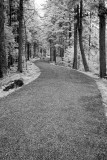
[0,0,107,78]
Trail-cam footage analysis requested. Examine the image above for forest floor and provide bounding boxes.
[0,60,107,159]
[0,58,41,98]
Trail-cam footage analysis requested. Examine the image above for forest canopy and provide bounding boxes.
[0,0,107,78]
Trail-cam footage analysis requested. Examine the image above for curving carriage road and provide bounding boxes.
[0,60,107,159]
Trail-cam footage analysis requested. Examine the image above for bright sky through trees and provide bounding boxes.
[34,0,46,16]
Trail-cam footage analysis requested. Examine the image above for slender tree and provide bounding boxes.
[73,5,78,69]
[0,0,7,78]
[78,0,89,71]
[49,39,54,62]
[18,0,23,72]
[69,12,72,46]
[27,42,30,60]
[9,0,12,26]
[0,0,4,78]
[99,0,106,78]
[53,46,56,63]
[89,11,92,50]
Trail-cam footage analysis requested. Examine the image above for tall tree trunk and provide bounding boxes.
[53,46,56,63]
[50,40,54,62]
[69,24,71,46]
[23,19,27,69]
[0,0,7,78]
[33,43,37,57]
[88,11,92,60]
[73,6,78,69]
[9,0,12,26]
[78,0,89,71]
[18,0,23,72]
[60,47,64,59]
[89,11,91,50]
[99,0,106,78]
[69,12,71,46]
[27,43,30,60]
[8,0,12,69]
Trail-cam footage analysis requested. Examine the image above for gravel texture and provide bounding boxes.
[0,60,107,160]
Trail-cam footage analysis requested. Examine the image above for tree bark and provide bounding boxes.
[73,6,78,69]
[89,11,91,50]
[99,0,106,78]
[9,0,12,26]
[78,0,89,71]
[27,43,30,60]
[50,40,54,62]
[33,43,35,58]
[0,0,7,78]
[69,12,71,46]
[18,0,23,72]
[53,46,56,63]
[60,47,64,59]
[88,11,92,60]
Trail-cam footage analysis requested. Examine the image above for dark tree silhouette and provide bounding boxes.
[73,6,78,69]
[18,0,23,72]
[78,0,89,71]
[0,0,7,78]
[99,0,106,78]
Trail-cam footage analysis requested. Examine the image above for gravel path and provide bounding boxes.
[0,60,107,160]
